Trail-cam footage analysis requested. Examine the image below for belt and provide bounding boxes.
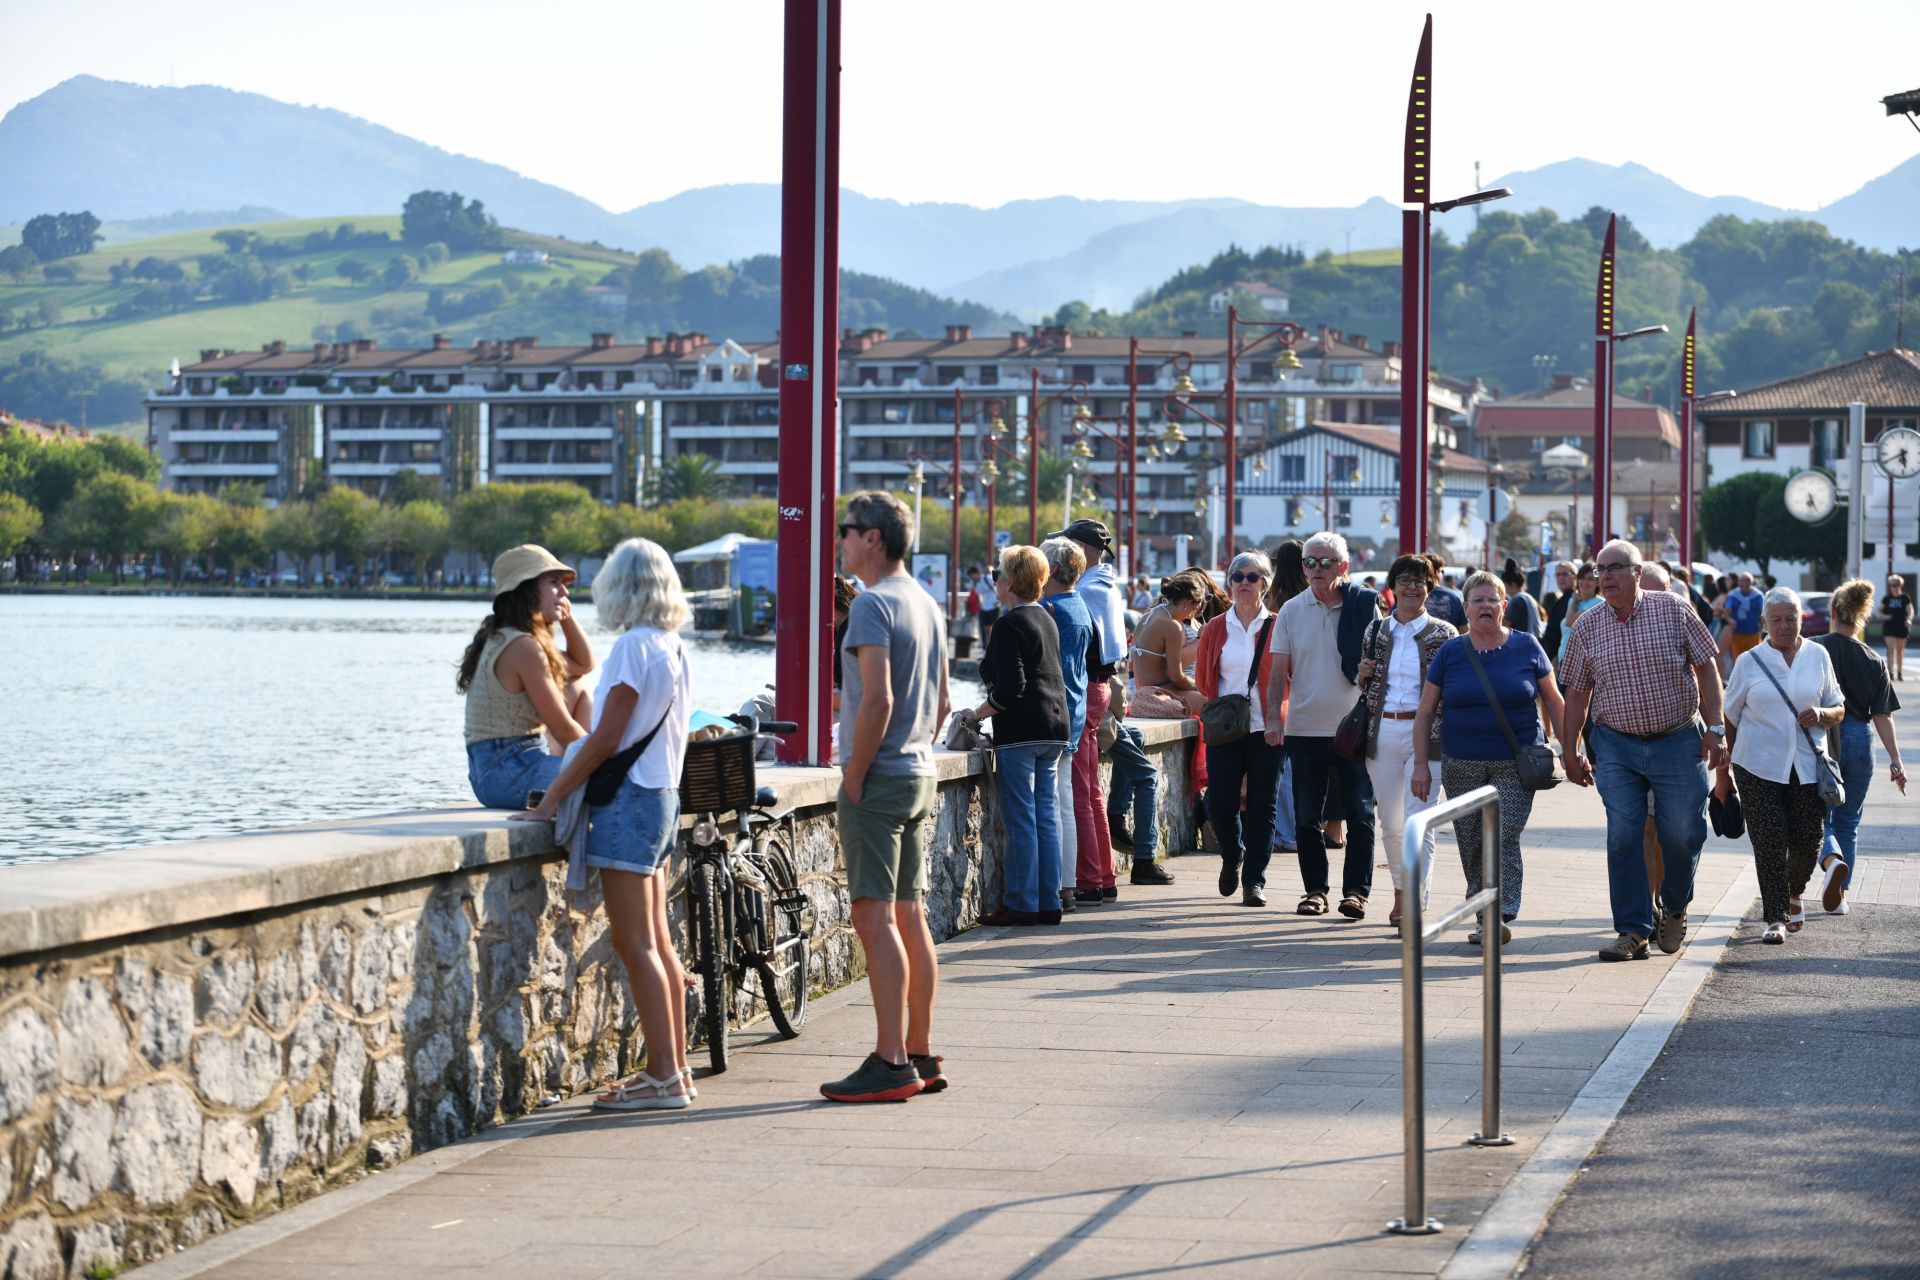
[1381,710,1419,720]
[1602,720,1695,742]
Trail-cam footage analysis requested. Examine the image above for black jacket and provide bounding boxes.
[1335,581,1382,685]
[980,602,1070,748]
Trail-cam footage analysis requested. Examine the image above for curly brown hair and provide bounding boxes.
[457,580,567,693]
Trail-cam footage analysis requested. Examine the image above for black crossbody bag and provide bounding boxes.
[1198,614,1277,746]
[1462,642,1560,791]
[583,705,675,806]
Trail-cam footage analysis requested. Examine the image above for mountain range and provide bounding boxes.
[4,76,1915,318]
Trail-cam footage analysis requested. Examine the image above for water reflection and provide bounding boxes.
[0,595,977,865]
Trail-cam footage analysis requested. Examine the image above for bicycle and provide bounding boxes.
[682,714,813,1073]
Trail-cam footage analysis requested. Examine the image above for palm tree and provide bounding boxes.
[658,453,736,502]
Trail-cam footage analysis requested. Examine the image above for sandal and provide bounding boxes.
[593,1070,690,1111]
[1786,898,1805,933]
[1337,895,1367,920]
[1761,922,1787,945]
[1296,893,1328,916]
[1466,924,1513,946]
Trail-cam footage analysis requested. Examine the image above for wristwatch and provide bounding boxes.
[1706,724,1727,737]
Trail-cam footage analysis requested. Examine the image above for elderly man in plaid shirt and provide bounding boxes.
[1560,539,1729,962]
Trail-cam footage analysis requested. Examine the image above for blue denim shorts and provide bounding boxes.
[583,783,681,876]
[468,735,562,810]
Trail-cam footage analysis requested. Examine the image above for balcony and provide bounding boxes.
[331,428,445,443]
[493,462,616,477]
[492,426,616,442]
[329,462,445,477]
[169,429,280,444]
[168,463,280,477]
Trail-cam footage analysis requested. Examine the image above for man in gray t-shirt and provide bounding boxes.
[822,491,952,1105]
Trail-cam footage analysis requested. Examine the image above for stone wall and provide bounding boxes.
[0,722,1195,1279]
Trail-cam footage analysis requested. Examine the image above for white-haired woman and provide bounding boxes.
[520,538,694,1107]
[1195,550,1283,905]
[1721,586,1846,944]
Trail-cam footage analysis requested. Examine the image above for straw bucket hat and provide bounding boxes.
[491,544,575,593]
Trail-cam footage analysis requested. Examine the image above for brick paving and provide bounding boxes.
[172,711,1920,1280]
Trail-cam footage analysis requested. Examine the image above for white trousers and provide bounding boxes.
[1056,751,1079,886]
[1367,716,1436,903]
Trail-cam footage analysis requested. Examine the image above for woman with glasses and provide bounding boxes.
[1129,572,1210,717]
[1559,563,1603,664]
[1355,554,1458,931]
[1194,551,1284,905]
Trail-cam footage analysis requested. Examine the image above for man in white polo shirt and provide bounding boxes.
[1264,532,1382,919]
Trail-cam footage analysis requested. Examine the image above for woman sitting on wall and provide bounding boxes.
[1129,571,1210,718]
[522,538,696,1107]
[459,544,596,810]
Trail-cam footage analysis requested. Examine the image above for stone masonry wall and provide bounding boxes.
[0,728,1194,1280]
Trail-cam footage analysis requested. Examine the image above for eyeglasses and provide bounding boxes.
[837,522,873,538]
[1302,556,1342,570]
[1393,577,1429,591]
[1596,561,1639,575]
[1229,572,1266,584]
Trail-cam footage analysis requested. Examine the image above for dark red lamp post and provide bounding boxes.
[1024,371,1090,543]
[1223,309,1313,553]
[1590,212,1668,551]
[1677,308,1697,567]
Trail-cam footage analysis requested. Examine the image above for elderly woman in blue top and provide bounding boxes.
[520,538,693,1109]
[1412,570,1566,944]
[1721,587,1846,944]
[1039,537,1094,914]
[973,545,1072,927]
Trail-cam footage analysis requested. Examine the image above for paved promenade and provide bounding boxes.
[148,724,1920,1279]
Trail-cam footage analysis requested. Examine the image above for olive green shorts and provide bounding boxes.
[838,773,937,902]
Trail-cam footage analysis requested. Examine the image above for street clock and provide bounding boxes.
[1878,425,1920,479]
[1784,470,1838,524]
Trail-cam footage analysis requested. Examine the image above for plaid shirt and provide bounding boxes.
[1560,587,1717,735]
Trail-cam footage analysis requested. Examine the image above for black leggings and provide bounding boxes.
[1733,764,1824,923]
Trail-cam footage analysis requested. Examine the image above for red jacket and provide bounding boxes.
[1194,611,1282,723]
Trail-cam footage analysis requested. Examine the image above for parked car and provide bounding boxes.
[1801,591,1832,637]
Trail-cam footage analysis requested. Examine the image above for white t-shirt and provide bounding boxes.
[596,626,692,789]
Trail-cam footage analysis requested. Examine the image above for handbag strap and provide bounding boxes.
[1460,639,1528,759]
[1245,613,1277,694]
[1751,647,1830,763]
[600,700,676,779]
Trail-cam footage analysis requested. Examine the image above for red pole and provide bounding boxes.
[1028,367,1041,543]
[1593,214,1617,553]
[1128,337,1140,577]
[774,0,840,765]
[1679,308,1697,568]
[950,388,961,620]
[985,438,997,569]
[1398,16,1433,555]
[1224,307,1238,564]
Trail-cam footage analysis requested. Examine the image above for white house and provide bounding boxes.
[1207,280,1291,316]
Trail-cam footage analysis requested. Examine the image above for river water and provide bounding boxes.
[0,595,974,865]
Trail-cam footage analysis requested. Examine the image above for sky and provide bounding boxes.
[2,0,1916,215]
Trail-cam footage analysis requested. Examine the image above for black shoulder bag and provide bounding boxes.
[1461,642,1560,791]
[1752,651,1845,807]
[1198,614,1277,746]
[583,703,676,806]
[1332,618,1383,763]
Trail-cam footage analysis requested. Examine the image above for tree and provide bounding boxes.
[1700,471,1783,576]
[151,492,221,583]
[452,486,536,569]
[400,190,502,252]
[211,499,268,577]
[51,472,158,583]
[0,244,38,282]
[383,499,451,580]
[265,502,325,584]
[315,485,382,583]
[0,491,42,564]
[658,453,736,502]
[21,211,102,261]
[384,468,443,507]
[337,258,375,284]
[382,254,420,288]
[542,504,610,564]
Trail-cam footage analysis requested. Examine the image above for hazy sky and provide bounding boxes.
[3,0,1915,215]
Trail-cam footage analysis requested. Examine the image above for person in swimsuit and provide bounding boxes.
[1130,572,1209,715]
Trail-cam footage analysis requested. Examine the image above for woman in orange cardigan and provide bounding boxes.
[1194,550,1286,907]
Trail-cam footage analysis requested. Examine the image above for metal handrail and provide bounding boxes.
[1386,783,1514,1236]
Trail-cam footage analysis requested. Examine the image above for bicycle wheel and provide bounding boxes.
[752,832,811,1038]
[690,858,730,1074]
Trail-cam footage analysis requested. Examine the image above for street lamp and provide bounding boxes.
[1070,402,1172,579]
[1223,308,1313,554]
[1592,212,1669,549]
[907,459,925,555]
[1399,14,1511,556]
[1024,371,1090,544]
[1128,340,1207,577]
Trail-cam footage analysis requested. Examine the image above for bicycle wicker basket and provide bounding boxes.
[680,729,759,813]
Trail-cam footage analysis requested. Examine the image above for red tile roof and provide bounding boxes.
[1693,348,1920,415]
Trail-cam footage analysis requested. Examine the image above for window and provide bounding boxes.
[1531,437,1548,453]
[890,368,915,386]
[706,367,724,383]
[1743,421,1775,459]
[1336,499,1353,528]
[1072,365,1095,384]
[937,366,964,385]
[978,365,999,385]
[409,442,437,462]
[1563,435,1583,448]
[1331,454,1360,485]
[1250,362,1274,381]
[1279,456,1306,483]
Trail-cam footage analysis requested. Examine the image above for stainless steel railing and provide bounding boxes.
[1386,783,1514,1236]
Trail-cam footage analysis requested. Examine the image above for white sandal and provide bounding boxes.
[593,1069,689,1111]
[1821,857,1848,912]
[1760,922,1787,945]
[680,1068,699,1099]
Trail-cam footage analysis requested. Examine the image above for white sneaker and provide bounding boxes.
[1821,857,1849,913]
[1831,899,1851,916]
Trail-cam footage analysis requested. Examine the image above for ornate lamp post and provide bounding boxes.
[1222,309,1313,550]
[1024,372,1091,543]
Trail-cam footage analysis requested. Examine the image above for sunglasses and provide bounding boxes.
[1302,555,1341,570]
[1229,572,1266,584]
[837,522,874,538]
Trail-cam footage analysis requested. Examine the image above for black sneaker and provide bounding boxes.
[1101,887,1119,902]
[910,1054,948,1093]
[820,1053,924,1103]
[1218,860,1240,897]
[1110,821,1133,850]
[1073,889,1105,906]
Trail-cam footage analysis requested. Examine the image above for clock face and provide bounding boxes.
[1878,426,1920,479]
[1785,470,1838,524]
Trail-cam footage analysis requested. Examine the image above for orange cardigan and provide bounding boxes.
[1194,611,1283,723]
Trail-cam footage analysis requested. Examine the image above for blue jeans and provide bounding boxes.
[1274,756,1297,848]
[467,735,562,810]
[1822,716,1874,887]
[1105,725,1159,858]
[997,743,1063,914]
[1591,723,1710,937]
[1206,737,1287,891]
[1285,736,1376,899]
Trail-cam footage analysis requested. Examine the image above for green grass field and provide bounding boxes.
[0,214,643,387]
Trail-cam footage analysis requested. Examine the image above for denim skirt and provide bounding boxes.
[583,781,681,876]
[467,735,562,810]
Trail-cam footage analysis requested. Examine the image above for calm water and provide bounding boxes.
[0,595,965,865]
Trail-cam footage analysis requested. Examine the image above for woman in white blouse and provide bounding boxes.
[1721,588,1846,945]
